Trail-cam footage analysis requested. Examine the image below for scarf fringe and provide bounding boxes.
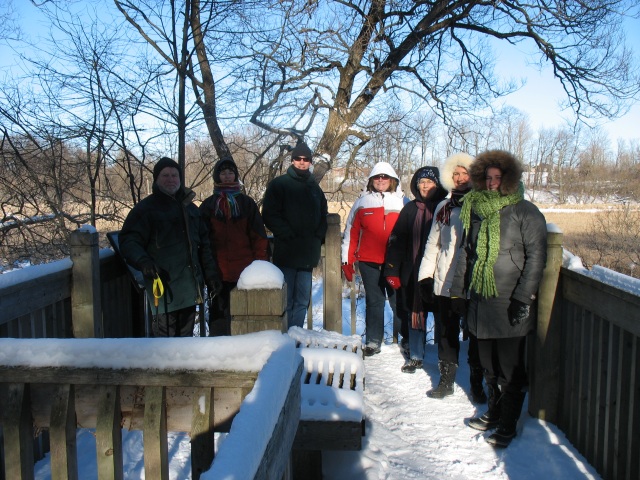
[213,182,242,219]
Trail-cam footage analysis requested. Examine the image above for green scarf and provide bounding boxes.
[459,182,525,297]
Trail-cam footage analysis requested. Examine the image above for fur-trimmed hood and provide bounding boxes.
[440,153,474,191]
[469,150,523,195]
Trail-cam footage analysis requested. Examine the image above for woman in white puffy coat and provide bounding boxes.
[341,162,408,356]
[417,153,485,402]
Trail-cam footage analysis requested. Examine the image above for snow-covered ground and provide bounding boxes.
[322,340,600,479]
[10,246,637,479]
[25,257,612,479]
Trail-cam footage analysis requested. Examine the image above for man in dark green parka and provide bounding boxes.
[119,157,222,337]
[262,141,328,328]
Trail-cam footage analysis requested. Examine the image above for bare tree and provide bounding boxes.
[0,0,20,42]
[229,0,640,181]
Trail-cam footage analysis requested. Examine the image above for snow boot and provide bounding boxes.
[363,345,381,357]
[468,383,501,431]
[427,361,457,398]
[400,337,410,359]
[470,366,487,404]
[401,358,423,373]
[487,390,526,448]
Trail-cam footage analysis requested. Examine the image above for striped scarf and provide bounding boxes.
[459,182,524,297]
[213,182,242,219]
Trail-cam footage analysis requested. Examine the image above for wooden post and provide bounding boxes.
[529,229,564,423]
[50,384,78,480]
[144,387,169,480]
[70,228,102,338]
[323,213,342,333]
[191,388,215,480]
[96,385,123,480]
[229,287,287,334]
[0,383,35,480]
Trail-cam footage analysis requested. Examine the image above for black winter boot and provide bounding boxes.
[470,366,487,404]
[468,383,501,431]
[427,361,458,398]
[486,390,526,448]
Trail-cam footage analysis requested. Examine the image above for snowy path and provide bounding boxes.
[323,340,601,480]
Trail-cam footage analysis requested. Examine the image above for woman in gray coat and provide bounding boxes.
[450,150,547,448]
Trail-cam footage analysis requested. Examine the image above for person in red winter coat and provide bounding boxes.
[200,158,269,336]
[341,162,409,356]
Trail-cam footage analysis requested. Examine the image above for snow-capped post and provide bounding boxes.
[70,226,103,338]
[323,213,342,333]
[528,227,564,423]
[230,261,288,333]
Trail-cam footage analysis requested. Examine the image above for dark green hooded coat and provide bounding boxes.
[450,150,547,339]
[119,184,219,314]
[262,165,328,269]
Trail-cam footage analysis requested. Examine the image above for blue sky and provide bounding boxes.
[2,2,639,144]
[490,13,640,143]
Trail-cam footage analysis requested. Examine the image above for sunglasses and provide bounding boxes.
[372,174,391,180]
[293,156,312,163]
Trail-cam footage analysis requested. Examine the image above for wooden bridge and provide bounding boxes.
[0,215,639,479]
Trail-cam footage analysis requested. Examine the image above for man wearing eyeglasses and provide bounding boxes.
[262,141,328,329]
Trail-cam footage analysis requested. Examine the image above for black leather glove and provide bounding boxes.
[418,278,435,304]
[139,260,158,279]
[508,299,530,326]
[450,296,468,317]
[206,277,223,298]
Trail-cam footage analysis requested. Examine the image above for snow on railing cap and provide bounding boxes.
[237,260,284,290]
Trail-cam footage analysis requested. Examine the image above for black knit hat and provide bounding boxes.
[415,166,441,189]
[153,157,182,182]
[213,158,239,183]
[290,141,313,161]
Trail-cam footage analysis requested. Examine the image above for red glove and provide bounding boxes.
[386,276,401,290]
[341,263,355,282]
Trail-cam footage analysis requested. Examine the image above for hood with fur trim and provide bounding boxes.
[469,150,523,195]
[440,153,474,191]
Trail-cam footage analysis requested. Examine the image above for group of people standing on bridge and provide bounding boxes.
[119,141,327,339]
[118,142,546,449]
[341,149,547,448]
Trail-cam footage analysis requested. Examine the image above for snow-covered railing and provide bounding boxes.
[0,229,140,339]
[0,332,302,480]
[528,229,640,480]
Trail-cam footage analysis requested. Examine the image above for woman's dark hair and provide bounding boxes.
[366,177,398,193]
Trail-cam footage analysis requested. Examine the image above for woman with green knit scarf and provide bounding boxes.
[450,150,547,448]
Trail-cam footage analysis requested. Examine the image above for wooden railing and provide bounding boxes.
[528,232,640,480]
[2,222,639,480]
[0,230,142,339]
[0,336,302,480]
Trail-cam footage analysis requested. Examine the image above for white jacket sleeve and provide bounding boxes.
[341,199,360,263]
[417,204,443,281]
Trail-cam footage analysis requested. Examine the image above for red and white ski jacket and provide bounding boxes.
[342,189,408,265]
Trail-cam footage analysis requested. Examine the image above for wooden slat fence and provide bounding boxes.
[528,229,639,480]
[0,339,302,480]
[556,267,639,480]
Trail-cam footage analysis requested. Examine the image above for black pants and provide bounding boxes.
[208,281,236,336]
[436,295,481,368]
[477,336,528,393]
[153,305,196,337]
